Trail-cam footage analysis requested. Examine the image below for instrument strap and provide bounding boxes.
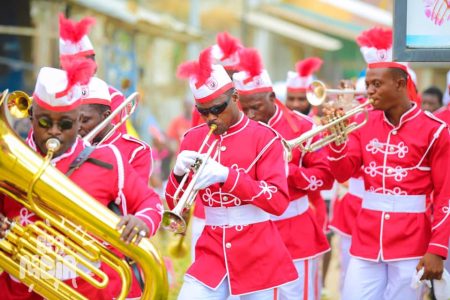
[108,202,145,292]
[66,146,112,176]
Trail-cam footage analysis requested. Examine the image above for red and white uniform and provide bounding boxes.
[166,114,298,296]
[330,171,364,237]
[327,104,450,261]
[269,105,332,259]
[103,130,152,181]
[0,137,162,299]
[435,104,450,124]
[267,104,332,300]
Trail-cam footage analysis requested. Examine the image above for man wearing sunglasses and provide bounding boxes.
[166,48,298,299]
[234,48,334,300]
[0,60,163,299]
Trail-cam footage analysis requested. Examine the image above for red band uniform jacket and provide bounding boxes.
[165,114,298,295]
[327,104,450,261]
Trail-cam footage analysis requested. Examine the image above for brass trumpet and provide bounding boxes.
[284,81,372,154]
[162,124,218,234]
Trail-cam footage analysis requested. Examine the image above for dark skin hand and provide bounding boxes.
[417,253,444,280]
[116,215,149,245]
[0,213,11,238]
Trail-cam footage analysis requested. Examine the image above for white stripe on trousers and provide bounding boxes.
[275,258,319,300]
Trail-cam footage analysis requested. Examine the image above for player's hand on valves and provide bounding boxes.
[117,215,150,245]
[0,213,11,239]
[173,150,201,176]
[194,157,229,190]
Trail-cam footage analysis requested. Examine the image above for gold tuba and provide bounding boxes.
[0,90,168,299]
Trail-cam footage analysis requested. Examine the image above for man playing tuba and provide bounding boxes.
[0,57,163,299]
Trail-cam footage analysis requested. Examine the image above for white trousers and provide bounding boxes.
[275,258,319,300]
[342,257,421,300]
[339,234,352,293]
[191,216,206,262]
[178,276,275,300]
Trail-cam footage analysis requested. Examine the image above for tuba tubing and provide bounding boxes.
[0,90,168,299]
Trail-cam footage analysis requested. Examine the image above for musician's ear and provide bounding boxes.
[102,109,111,119]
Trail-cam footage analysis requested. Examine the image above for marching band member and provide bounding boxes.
[235,48,333,300]
[166,48,298,299]
[435,70,450,123]
[0,58,162,299]
[77,77,153,182]
[326,27,450,300]
[59,14,129,135]
[189,32,244,262]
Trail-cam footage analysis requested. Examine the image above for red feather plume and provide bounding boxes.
[216,32,242,60]
[356,27,392,50]
[59,13,95,43]
[295,57,323,77]
[237,48,263,78]
[60,56,96,91]
[176,47,213,88]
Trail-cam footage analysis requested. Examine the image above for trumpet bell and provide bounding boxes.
[306,81,326,106]
[7,90,32,118]
[162,211,187,234]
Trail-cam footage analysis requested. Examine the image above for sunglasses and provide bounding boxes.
[196,96,231,117]
[37,117,74,131]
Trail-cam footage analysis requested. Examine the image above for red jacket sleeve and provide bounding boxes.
[427,126,450,258]
[119,153,162,237]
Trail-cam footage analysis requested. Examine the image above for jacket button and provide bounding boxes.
[387,168,393,174]
[392,130,397,135]
[223,196,228,201]
[384,213,390,220]
[220,146,227,151]
[225,242,231,249]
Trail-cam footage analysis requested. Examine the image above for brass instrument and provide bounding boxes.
[7,90,33,118]
[162,124,218,234]
[83,92,138,145]
[0,90,168,299]
[284,81,372,155]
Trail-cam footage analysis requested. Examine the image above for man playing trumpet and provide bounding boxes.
[165,48,298,299]
[326,27,450,300]
[235,48,334,299]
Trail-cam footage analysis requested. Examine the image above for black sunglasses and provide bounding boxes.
[37,117,74,131]
[196,96,231,117]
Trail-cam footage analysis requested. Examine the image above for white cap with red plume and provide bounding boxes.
[286,57,323,93]
[33,57,96,111]
[81,77,111,107]
[211,32,243,71]
[357,27,419,104]
[59,14,95,58]
[177,47,233,103]
[232,48,272,95]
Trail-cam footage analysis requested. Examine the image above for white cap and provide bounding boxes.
[59,14,95,58]
[188,64,233,103]
[33,67,85,111]
[232,69,273,95]
[81,77,111,106]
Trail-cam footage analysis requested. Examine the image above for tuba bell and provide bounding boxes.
[0,90,168,299]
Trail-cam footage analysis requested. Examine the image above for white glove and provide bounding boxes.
[194,158,229,190]
[173,150,201,176]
